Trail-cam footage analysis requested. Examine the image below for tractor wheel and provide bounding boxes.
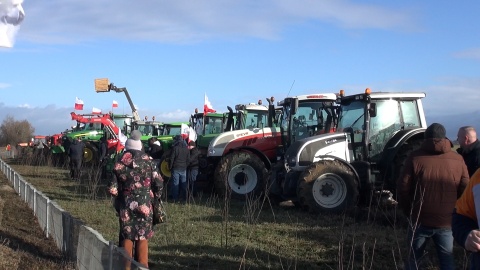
[83,143,98,166]
[389,139,423,193]
[214,151,268,200]
[298,160,358,214]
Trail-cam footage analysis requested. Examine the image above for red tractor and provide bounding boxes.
[207,93,339,199]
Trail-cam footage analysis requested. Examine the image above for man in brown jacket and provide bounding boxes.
[397,122,469,270]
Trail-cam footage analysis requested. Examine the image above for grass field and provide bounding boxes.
[4,154,471,270]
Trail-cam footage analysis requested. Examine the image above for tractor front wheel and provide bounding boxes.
[298,160,358,214]
[214,151,268,200]
[83,143,98,166]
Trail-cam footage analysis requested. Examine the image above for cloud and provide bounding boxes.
[453,48,480,60]
[0,82,10,89]
[20,1,417,44]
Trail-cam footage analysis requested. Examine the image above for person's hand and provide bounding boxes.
[465,230,480,252]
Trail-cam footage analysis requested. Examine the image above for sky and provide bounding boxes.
[1,1,479,139]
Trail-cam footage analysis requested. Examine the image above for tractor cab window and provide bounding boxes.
[337,101,365,144]
[237,110,268,130]
[167,126,181,135]
[246,110,268,129]
[204,117,222,135]
[137,125,152,136]
[400,100,421,128]
[292,101,337,140]
[194,117,204,135]
[369,100,402,160]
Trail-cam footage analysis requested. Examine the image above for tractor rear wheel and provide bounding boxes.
[298,160,358,214]
[389,139,424,194]
[214,151,268,200]
[83,143,98,166]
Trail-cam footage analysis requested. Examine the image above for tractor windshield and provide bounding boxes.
[281,100,338,142]
[204,116,224,135]
[236,109,269,130]
[163,126,181,136]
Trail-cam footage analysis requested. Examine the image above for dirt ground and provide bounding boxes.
[0,173,75,270]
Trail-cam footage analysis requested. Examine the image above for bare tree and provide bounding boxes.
[0,115,35,146]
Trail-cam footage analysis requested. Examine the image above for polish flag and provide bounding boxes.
[92,107,102,114]
[204,93,216,114]
[112,100,118,108]
[74,97,84,110]
[181,123,189,139]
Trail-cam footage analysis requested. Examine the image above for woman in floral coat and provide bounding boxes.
[107,130,163,269]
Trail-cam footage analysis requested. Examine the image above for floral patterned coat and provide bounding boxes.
[107,149,164,241]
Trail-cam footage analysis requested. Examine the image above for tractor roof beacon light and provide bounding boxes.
[365,88,371,95]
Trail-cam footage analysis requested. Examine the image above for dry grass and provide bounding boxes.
[4,155,471,270]
[0,172,75,270]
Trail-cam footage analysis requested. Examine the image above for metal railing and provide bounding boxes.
[0,159,147,270]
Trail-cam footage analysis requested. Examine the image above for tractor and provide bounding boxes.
[208,93,339,199]
[271,88,427,213]
[62,112,123,165]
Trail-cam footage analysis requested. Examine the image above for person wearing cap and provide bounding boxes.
[457,126,480,177]
[107,130,163,269]
[397,123,469,270]
[169,135,190,202]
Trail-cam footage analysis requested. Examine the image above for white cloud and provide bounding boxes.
[20,1,417,44]
[17,103,30,108]
[0,82,10,88]
[453,48,480,60]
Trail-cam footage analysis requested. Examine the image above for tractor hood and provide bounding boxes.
[207,127,281,158]
[284,132,351,172]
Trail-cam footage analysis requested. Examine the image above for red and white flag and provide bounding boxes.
[92,107,102,114]
[112,100,118,108]
[181,123,189,139]
[74,97,84,110]
[204,93,216,114]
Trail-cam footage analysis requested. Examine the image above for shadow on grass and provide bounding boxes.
[148,243,327,270]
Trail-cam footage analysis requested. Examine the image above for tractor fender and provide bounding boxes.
[225,146,272,170]
[315,155,361,189]
[379,128,425,169]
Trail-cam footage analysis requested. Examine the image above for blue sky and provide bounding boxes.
[1,1,479,138]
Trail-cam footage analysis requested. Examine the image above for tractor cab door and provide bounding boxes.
[368,100,402,162]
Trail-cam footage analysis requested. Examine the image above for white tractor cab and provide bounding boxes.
[208,93,339,199]
[272,88,427,213]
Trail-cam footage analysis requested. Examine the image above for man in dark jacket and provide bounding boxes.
[147,137,163,160]
[98,136,108,181]
[457,126,480,177]
[68,137,85,180]
[397,123,469,270]
[187,140,200,200]
[169,135,190,202]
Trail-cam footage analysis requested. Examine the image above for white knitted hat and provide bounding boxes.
[125,130,142,150]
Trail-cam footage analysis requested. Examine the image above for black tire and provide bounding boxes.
[214,151,268,200]
[389,139,423,194]
[298,160,358,214]
[83,143,98,166]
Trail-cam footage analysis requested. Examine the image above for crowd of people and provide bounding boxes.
[61,121,480,269]
[397,123,480,270]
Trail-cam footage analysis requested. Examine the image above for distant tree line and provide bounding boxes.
[0,115,35,146]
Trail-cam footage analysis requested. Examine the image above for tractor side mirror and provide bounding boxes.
[369,103,377,117]
[291,99,298,115]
